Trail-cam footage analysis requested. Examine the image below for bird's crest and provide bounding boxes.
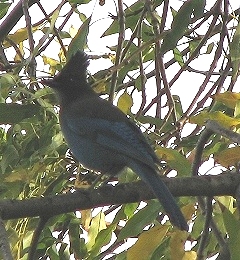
[58,51,89,82]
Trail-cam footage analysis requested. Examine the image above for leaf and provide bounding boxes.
[67,16,91,60]
[42,55,61,75]
[214,146,240,167]
[86,212,106,251]
[189,39,201,56]
[0,73,18,87]
[1,145,19,174]
[101,1,145,37]
[88,224,116,258]
[0,2,10,19]
[192,0,205,19]
[182,251,197,260]
[205,42,214,54]
[161,0,196,53]
[155,147,191,176]
[123,203,138,218]
[235,100,240,118]
[213,91,240,109]
[189,111,240,128]
[170,231,188,260]
[69,0,91,3]
[222,206,240,260]
[117,92,133,114]
[3,26,39,48]
[173,48,184,67]
[230,20,240,80]
[127,225,169,260]
[69,219,87,259]
[0,103,40,124]
[118,201,161,241]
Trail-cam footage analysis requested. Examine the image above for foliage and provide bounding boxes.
[0,0,240,259]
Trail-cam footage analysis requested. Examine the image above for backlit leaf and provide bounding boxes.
[155,147,191,176]
[189,111,240,128]
[117,92,133,114]
[67,16,91,60]
[213,91,240,109]
[214,146,240,167]
[170,230,188,260]
[127,225,169,260]
[118,201,161,241]
[230,20,240,80]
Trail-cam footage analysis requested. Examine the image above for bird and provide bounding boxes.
[41,51,188,231]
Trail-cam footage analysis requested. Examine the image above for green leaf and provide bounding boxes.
[67,16,91,60]
[0,103,40,124]
[1,145,19,174]
[68,0,91,3]
[88,224,116,258]
[118,201,161,241]
[123,203,138,218]
[205,42,214,54]
[173,48,184,67]
[161,0,195,53]
[0,2,10,20]
[192,0,205,19]
[69,219,87,259]
[86,212,106,251]
[101,1,145,37]
[230,20,240,80]
[222,206,240,260]
[155,147,191,176]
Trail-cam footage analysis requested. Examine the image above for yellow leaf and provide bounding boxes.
[42,55,59,67]
[86,212,106,250]
[81,209,92,230]
[181,203,196,221]
[182,251,197,260]
[42,55,60,75]
[3,26,39,48]
[117,92,133,114]
[4,171,28,182]
[127,225,169,260]
[189,111,240,128]
[170,230,188,260]
[213,91,240,109]
[155,147,191,176]
[215,196,235,213]
[69,25,78,37]
[92,79,106,93]
[214,146,240,167]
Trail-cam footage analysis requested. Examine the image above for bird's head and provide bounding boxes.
[41,51,91,103]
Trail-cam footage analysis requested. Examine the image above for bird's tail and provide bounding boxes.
[129,162,188,231]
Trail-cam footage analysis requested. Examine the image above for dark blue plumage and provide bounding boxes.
[42,51,188,231]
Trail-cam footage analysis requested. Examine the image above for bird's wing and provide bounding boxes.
[63,116,157,169]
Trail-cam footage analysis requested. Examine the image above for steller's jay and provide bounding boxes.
[41,51,188,231]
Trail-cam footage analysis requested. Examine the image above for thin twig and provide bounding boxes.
[27,216,49,260]
[109,0,125,103]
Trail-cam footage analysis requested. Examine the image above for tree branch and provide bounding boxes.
[0,172,239,220]
[0,0,38,42]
